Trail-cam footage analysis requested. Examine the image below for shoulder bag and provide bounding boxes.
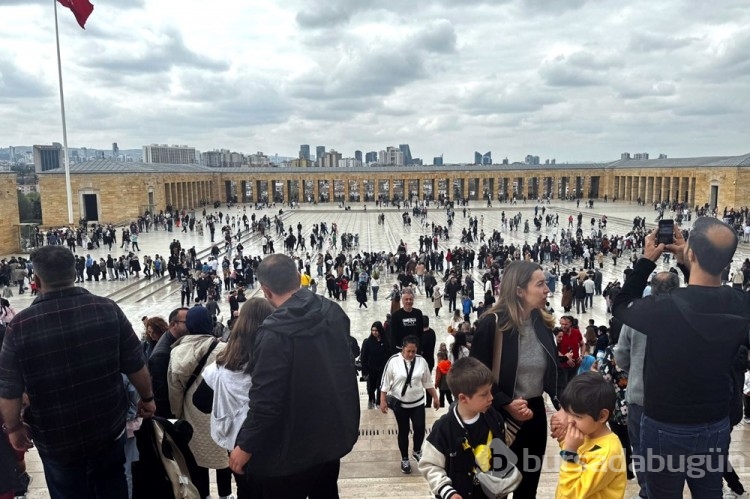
[386,358,415,411]
[184,339,219,397]
[492,313,522,446]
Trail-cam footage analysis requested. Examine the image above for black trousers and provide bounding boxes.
[255,459,340,499]
[393,403,426,459]
[508,396,548,499]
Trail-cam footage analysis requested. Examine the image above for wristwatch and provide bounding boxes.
[2,422,24,435]
[560,450,579,463]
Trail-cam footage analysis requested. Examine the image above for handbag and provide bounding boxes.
[386,358,416,411]
[492,313,523,446]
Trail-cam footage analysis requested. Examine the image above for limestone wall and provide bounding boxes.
[0,173,21,254]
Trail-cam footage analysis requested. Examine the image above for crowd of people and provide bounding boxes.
[2,199,750,499]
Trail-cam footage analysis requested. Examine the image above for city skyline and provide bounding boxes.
[0,0,748,162]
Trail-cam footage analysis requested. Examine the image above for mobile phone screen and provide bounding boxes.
[658,220,674,244]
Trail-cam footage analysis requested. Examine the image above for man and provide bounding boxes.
[148,307,188,418]
[613,218,750,498]
[390,287,424,352]
[0,246,155,498]
[556,315,584,396]
[614,271,679,499]
[229,254,359,498]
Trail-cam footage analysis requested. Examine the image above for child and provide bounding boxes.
[434,351,453,407]
[419,357,506,499]
[556,371,626,499]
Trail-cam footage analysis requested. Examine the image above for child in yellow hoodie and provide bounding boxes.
[556,371,626,499]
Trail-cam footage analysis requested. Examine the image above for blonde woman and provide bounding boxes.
[470,261,558,499]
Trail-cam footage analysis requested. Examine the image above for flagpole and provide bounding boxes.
[54,0,74,225]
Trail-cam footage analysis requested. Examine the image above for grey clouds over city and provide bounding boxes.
[0,0,748,162]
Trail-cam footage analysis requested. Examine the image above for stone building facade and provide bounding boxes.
[36,153,750,227]
[0,173,21,254]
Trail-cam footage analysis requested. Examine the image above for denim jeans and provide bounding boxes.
[39,433,128,499]
[641,415,729,499]
[628,403,648,498]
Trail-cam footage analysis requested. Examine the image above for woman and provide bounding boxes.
[142,316,169,359]
[470,260,558,498]
[380,335,439,475]
[560,281,573,312]
[361,321,390,409]
[194,297,275,499]
[0,299,15,326]
[448,332,469,363]
[432,285,442,317]
[387,284,401,314]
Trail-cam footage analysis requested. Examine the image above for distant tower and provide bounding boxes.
[316,146,326,166]
[112,142,119,160]
[354,150,363,163]
[299,144,310,160]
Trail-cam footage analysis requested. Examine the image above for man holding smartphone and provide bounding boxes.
[612,217,750,498]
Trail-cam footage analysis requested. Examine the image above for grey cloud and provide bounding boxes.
[538,50,619,87]
[0,59,53,100]
[411,19,457,54]
[82,29,229,75]
[616,80,677,100]
[457,80,562,114]
[628,31,695,53]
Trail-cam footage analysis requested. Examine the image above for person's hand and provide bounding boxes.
[550,409,568,441]
[665,224,686,266]
[505,398,533,421]
[8,423,33,452]
[229,446,252,474]
[643,229,665,262]
[380,400,388,414]
[563,422,584,452]
[137,400,156,419]
[433,398,440,411]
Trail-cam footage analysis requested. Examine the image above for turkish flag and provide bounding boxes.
[57,0,94,29]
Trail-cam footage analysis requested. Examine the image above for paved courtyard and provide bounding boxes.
[5,199,750,498]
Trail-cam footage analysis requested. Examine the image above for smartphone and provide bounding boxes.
[657,219,674,245]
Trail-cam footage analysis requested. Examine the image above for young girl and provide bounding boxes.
[434,351,453,407]
[194,297,275,499]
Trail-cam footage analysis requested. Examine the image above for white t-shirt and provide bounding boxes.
[380,354,434,409]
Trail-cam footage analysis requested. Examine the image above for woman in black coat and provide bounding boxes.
[360,321,390,409]
[470,261,558,499]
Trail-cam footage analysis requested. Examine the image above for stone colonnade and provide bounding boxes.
[163,180,215,210]
[612,174,697,205]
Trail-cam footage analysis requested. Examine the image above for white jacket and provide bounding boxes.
[201,362,252,451]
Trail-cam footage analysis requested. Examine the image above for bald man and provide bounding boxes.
[613,217,750,498]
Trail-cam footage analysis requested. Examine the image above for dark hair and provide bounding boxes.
[651,271,680,295]
[559,371,616,420]
[422,316,429,327]
[168,307,189,324]
[146,317,169,338]
[30,246,75,289]
[256,254,300,294]
[446,357,493,398]
[688,217,738,276]
[451,332,467,360]
[217,297,275,373]
[370,321,385,338]
[402,334,420,348]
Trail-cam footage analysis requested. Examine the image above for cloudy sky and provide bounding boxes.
[0,0,748,163]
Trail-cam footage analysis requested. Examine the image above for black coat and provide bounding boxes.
[470,309,558,411]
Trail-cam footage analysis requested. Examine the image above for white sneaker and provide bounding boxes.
[724,488,749,499]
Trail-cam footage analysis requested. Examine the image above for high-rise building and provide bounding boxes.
[81,147,88,161]
[354,150,363,163]
[248,152,270,167]
[433,154,443,166]
[316,146,326,166]
[8,146,15,164]
[365,151,377,163]
[524,155,540,165]
[112,142,119,160]
[299,144,310,160]
[338,157,362,168]
[399,144,413,165]
[322,150,342,168]
[475,151,491,165]
[33,143,63,173]
[142,144,197,164]
[379,147,404,166]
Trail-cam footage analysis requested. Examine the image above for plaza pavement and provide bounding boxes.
[6,200,750,498]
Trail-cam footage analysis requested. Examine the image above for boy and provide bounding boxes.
[556,371,626,499]
[419,357,505,499]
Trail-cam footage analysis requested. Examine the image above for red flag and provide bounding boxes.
[57,0,94,29]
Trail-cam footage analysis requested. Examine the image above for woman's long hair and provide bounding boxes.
[216,297,275,373]
[481,261,555,332]
[451,332,467,360]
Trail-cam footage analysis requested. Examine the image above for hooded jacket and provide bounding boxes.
[613,258,750,424]
[235,287,360,478]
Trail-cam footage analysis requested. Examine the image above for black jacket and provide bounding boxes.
[470,309,558,411]
[420,404,505,499]
[613,258,750,424]
[235,288,360,477]
[360,334,390,375]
